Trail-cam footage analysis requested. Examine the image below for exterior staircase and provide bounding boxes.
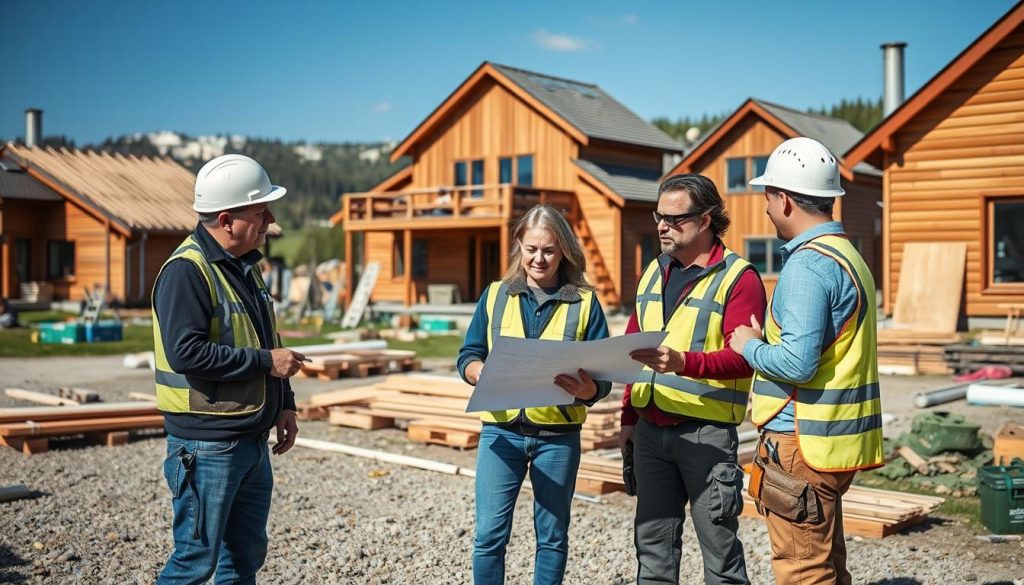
[573,210,620,309]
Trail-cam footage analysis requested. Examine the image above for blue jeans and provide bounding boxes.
[473,425,582,585]
[157,433,273,585]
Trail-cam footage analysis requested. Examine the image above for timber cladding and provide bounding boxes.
[883,26,1024,317]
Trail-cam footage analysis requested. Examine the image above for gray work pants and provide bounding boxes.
[633,418,749,585]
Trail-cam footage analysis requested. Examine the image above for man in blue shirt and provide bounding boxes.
[730,137,883,585]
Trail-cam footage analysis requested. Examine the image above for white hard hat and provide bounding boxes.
[749,137,845,198]
[193,154,287,213]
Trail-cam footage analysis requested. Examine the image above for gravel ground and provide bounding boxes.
[1,357,1022,584]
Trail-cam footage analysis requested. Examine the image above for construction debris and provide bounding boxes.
[914,384,969,409]
[58,387,100,404]
[966,382,1024,407]
[0,484,32,503]
[994,422,1024,465]
[0,401,163,455]
[298,349,421,380]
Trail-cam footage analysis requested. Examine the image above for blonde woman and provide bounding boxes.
[458,204,611,585]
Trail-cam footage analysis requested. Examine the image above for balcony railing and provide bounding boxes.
[340,184,577,227]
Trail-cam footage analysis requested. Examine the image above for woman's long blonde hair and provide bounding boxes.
[501,204,593,290]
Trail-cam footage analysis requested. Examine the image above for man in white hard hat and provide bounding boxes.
[729,137,883,584]
[152,154,305,584]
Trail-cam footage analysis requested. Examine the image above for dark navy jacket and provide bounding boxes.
[153,224,296,440]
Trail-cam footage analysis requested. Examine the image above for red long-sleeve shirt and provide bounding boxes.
[621,242,767,427]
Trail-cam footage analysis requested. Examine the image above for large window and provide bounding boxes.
[412,240,428,278]
[47,240,75,279]
[497,154,534,187]
[745,237,785,275]
[726,156,770,193]
[454,159,485,198]
[392,236,405,278]
[14,239,30,283]
[990,196,1024,286]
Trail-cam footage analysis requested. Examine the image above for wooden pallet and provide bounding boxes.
[0,414,165,455]
[329,407,395,430]
[299,350,422,380]
[407,421,479,448]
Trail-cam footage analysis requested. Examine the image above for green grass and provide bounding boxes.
[268,230,308,267]
[0,320,155,357]
[856,470,984,531]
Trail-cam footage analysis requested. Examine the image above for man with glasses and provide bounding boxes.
[621,174,766,585]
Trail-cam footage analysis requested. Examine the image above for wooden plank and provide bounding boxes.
[128,392,157,401]
[85,430,130,447]
[0,415,165,438]
[307,387,379,408]
[0,402,159,424]
[892,243,967,333]
[328,408,395,430]
[4,388,78,406]
[0,435,49,454]
[575,476,625,496]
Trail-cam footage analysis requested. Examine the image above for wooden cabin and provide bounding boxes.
[666,99,883,297]
[844,2,1024,317]
[331,62,684,311]
[0,145,198,305]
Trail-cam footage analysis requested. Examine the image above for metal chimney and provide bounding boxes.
[25,108,42,148]
[881,43,906,117]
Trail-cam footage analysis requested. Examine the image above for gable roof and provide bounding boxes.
[668,98,878,180]
[391,62,682,161]
[0,152,62,202]
[572,159,661,204]
[3,144,200,236]
[845,1,1024,168]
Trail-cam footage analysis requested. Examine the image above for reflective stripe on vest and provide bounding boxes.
[750,234,884,472]
[480,280,592,426]
[152,235,279,416]
[630,249,753,424]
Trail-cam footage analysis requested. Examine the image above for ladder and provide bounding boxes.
[81,287,106,324]
[341,262,380,329]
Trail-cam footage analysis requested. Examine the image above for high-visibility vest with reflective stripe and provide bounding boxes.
[480,280,593,426]
[630,249,753,424]
[152,235,280,415]
[751,234,884,472]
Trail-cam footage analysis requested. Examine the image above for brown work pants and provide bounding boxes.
[758,432,856,585]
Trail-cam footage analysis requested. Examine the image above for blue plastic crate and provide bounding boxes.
[84,320,123,343]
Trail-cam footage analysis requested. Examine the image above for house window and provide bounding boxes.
[47,240,75,279]
[455,159,484,197]
[726,158,747,192]
[745,237,785,275]
[640,233,660,267]
[14,239,30,283]
[393,236,405,278]
[727,156,770,193]
[499,158,513,184]
[412,240,428,278]
[991,197,1024,285]
[453,161,467,188]
[516,155,533,186]
[497,155,534,187]
[751,156,769,192]
[471,160,484,197]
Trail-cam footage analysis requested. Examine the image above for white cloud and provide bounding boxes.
[373,101,392,113]
[530,29,592,52]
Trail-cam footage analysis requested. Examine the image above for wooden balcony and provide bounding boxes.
[338,184,577,231]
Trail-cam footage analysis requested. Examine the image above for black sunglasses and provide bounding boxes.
[653,209,704,226]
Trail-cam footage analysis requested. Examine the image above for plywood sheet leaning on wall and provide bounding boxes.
[892,242,967,333]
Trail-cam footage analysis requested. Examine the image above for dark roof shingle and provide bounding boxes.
[0,153,62,201]
[492,63,683,153]
[573,159,661,203]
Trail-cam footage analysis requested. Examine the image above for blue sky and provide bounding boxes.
[1,0,1017,145]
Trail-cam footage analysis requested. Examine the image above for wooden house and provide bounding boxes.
[666,99,883,297]
[0,145,198,304]
[331,62,684,310]
[844,2,1024,317]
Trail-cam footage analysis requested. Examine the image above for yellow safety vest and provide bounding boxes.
[630,249,754,424]
[152,235,280,415]
[751,234,884,472]
[480,280,594,427]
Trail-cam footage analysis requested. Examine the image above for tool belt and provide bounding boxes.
[748,443,823,524]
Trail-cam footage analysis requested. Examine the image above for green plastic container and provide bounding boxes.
[419,316,455,332]
[978,460,1024,534]
[906,411,981,456]
[38,321,83,345]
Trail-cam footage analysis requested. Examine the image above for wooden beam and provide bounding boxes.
[0,401,159,424]
[344,229,353,311]
[403,229,412,307]
[4,388,77,406]
[0,414,165,438]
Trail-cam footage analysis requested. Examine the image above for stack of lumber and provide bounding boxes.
[576,454,627,495]
[877,242,966,376]
[301,374,623,451]
[298,349,421,380]
[0,401,162,455]
[945,344,1024,375]
[739,482,944,538]
[19,281,53,303]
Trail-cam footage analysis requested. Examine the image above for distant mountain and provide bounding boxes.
[86,132,408,230]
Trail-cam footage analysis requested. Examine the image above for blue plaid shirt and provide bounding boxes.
[742,222,860,432]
